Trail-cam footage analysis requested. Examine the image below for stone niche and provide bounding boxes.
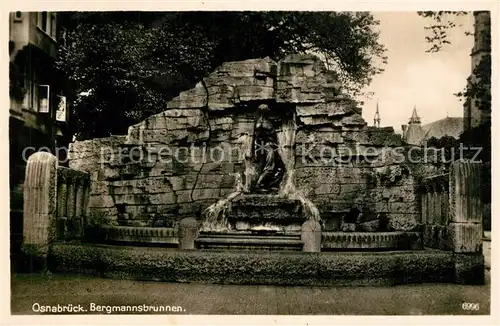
[69,54,439,232]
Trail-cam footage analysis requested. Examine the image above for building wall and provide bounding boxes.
[28,12,58,58]
[9,12,57,58]
[10,12,60,129]
[9,12,30,59]
[9,11,69,155]
[9,11,69,266]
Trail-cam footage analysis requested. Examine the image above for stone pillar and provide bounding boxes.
[449,161,484,284]
[66,182,76,219]
[430,185,436,224]
[441,182,450,225]
[22,152,58,272]
[301,220,322,252]
[178,217,199,250]
[82,181,90,230]
[66,180,76,240]
[75,178,84,218]
[421,185,428,224]
[56,172,67,239]
[72,178,85,238]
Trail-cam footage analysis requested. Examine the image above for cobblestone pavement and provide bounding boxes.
[11,273,490,315]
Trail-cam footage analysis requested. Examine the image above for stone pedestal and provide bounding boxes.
[230,194,305,233]
[178,217,199,250]
[198,194,312,251]
[449,161,484,284]
[22,152,58,272]
[301,220,321,252]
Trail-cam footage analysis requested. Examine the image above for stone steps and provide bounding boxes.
[196,232,303,251]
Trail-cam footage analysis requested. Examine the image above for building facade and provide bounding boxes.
[401,106,463,146]
[463,11,491,133]
[9,11,71,266]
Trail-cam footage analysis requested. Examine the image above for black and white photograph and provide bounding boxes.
[6,1,496,322]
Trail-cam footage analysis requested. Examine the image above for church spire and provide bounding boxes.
[409,105,421,124]
[373,101,381,128]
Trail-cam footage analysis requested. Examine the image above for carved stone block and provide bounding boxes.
[301,220,322,252]
[178,217,199,250]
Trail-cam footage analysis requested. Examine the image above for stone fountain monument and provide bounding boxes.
[22,53,484,286]
[197,101,320,251]
[69,53,426,254]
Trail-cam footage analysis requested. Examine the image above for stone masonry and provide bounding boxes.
[69,54,441,231]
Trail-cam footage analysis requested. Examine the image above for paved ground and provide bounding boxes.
[11,273,490,315]
[10,240,492,316]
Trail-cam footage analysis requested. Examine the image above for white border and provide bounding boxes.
[2,1,498,325]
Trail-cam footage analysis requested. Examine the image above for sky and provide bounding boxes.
[360,12,474,133]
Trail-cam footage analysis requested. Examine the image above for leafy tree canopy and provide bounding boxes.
[57,11,387,140]
[417,11,469,53]
[426,135,459,149]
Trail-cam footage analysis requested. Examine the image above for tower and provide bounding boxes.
[402,105,424,145]
[463,11,491,133]
[373,102,381,128]
[409,105,421,125]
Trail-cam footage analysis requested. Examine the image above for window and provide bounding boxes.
[14,11,22,21]
[37,12,56,38]
[50,13,56,37]
[41,12,47,31]
[37,85,50,113]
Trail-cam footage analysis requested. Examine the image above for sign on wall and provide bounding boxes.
[56,95,67,122]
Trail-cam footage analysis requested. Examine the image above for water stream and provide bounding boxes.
[276,115,320,222]
[201,111,320,232]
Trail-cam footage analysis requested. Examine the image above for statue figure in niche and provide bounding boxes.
[249,104,285,193]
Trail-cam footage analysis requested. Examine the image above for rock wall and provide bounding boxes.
[69,54,440,231]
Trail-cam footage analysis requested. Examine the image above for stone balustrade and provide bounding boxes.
[419,160,485,284]
[419,173,451,250]
[56,166,91,240]
[22,152,90,271]
[322,231,422,250]
[449,161,484,284]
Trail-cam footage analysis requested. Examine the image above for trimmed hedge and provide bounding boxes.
[48,243,455,286]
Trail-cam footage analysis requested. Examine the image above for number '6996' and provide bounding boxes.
[462,302,480,310]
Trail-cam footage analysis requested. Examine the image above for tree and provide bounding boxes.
[417,11,469,53]
[57,14,218,139]
[57,12,387,140]
[425,135,459,163]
